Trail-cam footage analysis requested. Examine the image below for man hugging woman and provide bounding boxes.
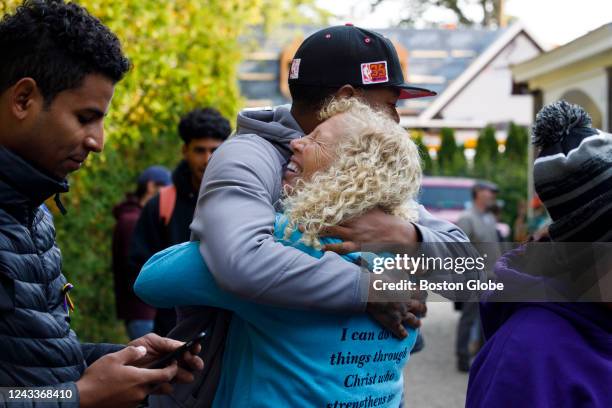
[136,98,423,407]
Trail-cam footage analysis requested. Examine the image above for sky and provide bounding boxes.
[317,0,612,48]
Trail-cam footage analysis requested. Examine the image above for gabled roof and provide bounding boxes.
[238,25,504,112]
[419,22,544,121]
[512,22,612,83]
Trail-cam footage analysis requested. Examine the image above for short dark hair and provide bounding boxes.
[178,108,231,145]
[289,83,339,112]
[0,0,130,105]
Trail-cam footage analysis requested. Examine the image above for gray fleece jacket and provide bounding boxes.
[190,105,475,312]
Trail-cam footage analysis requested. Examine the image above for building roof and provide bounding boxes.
[512,22,612,84]
[419,22,542,121]
[239,25,505,113]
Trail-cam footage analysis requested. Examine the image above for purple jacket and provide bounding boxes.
[112,194,156,320]
[467,248,612,408]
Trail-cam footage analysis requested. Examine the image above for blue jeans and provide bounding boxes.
[126,319,154,340]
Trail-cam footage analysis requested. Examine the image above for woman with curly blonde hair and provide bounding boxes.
[283,97,422,248]
[135,98,423,407]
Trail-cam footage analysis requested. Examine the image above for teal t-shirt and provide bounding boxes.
[135,214,417,407]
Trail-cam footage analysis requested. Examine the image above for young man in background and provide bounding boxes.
[130,107,231,336]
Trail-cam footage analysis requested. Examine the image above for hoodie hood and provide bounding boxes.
[236,105,304,162]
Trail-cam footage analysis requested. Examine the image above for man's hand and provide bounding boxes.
[128,333,204,385]
[318,207,427,337]
[320,208,419,254]
[76,345,179,408]
[366,299,427,339]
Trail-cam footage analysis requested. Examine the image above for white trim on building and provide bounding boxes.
[419,22,543,122]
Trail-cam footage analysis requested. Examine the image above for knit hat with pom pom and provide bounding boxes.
[532,100,612,241]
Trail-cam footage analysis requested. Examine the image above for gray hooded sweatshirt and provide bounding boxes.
[190,106,473,312]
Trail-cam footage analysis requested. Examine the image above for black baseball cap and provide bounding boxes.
[288,24,437,100]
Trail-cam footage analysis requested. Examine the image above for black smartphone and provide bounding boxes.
[146,331,207,369]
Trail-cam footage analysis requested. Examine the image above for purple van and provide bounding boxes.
[419,176,510,239]
[419,177,475,224]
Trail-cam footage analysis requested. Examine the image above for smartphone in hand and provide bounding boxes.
[146,331,207,369]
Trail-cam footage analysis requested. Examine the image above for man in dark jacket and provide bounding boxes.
[0,1,202,407]
[112,166,171,340]
[130,108,231,336]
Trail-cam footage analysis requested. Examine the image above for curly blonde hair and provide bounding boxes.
[282,97,422,248]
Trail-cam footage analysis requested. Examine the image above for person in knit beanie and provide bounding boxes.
[532,100,612,242]
[465,100,612,408]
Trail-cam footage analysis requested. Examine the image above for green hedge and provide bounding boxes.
[413,123,529,233]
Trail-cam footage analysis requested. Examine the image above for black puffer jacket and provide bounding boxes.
[0,147,120,406]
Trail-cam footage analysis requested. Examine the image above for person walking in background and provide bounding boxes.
[457,181,500,244]
[129,108,231,336]
[112,165,171,340]
[455,181,501,372]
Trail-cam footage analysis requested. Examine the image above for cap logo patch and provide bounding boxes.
[290,58,301,79]
[361,60,388,84]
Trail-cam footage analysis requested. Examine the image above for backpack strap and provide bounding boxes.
[159,185,177,226]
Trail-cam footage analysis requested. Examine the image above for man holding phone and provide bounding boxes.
[0,1,202,407]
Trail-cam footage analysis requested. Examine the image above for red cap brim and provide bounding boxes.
[397,85,437,99]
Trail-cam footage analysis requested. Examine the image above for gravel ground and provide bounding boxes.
[403,302,469,408]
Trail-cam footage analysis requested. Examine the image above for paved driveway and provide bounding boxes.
[404,302,469,408]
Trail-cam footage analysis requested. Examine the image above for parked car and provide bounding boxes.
[419,176,510,240]
[419,177,475,224]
